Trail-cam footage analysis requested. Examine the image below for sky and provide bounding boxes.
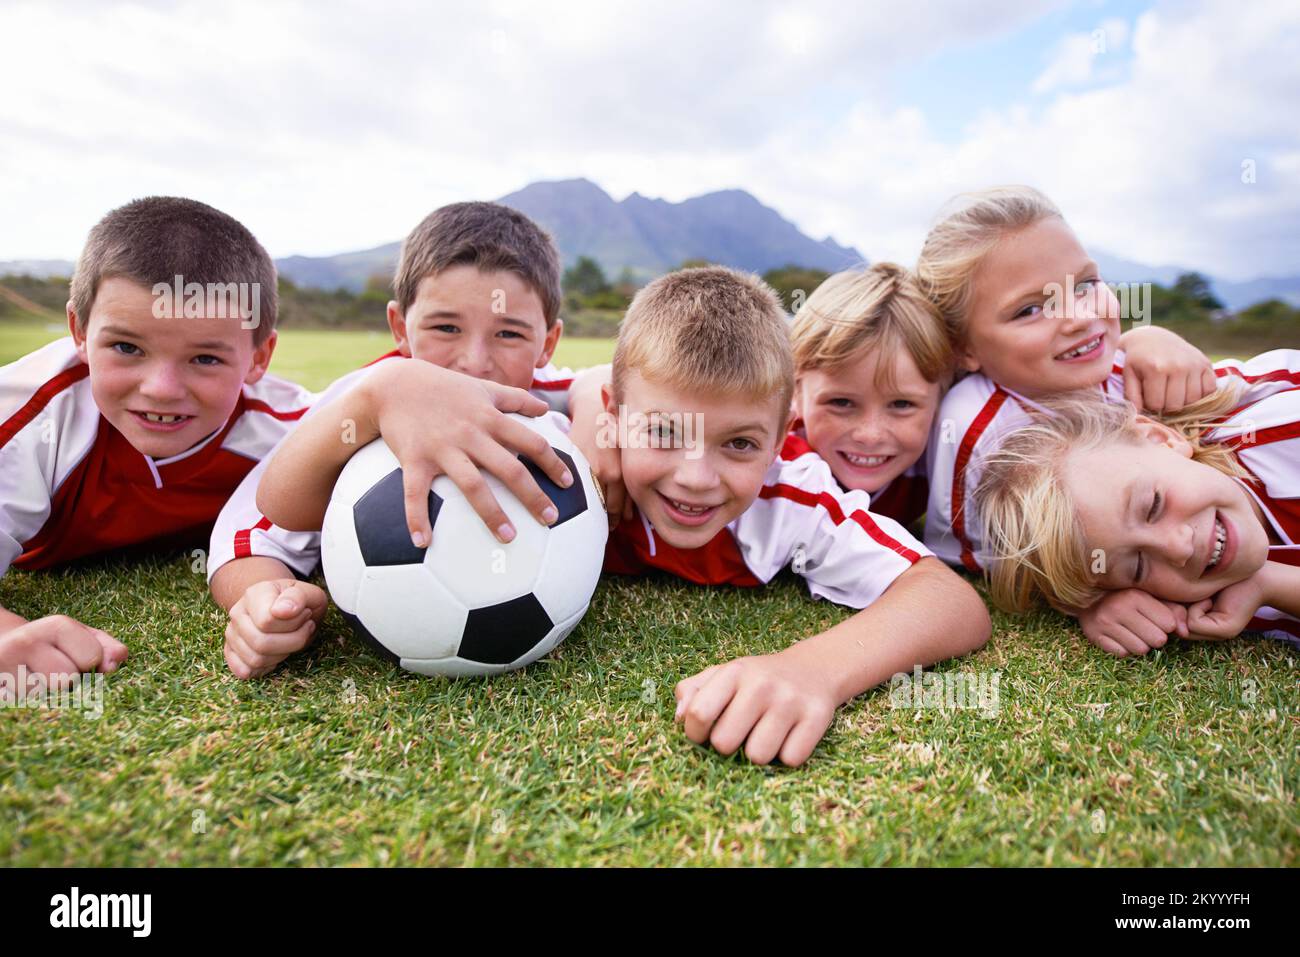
[1,0,1297,281]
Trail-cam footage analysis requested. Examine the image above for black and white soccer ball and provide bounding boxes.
[321,413,608,676]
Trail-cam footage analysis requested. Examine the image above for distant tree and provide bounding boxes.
[1234,297,1300,329]
[763,264,830,312]
[1173,272,1223,311]
[563,256,610,298]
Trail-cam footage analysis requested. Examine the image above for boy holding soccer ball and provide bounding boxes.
[208,202,577,678]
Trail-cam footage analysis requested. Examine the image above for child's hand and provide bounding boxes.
[568,366,630,529]
[0,615,127,693]
[224,579,327,679]
[1076,589,1189,657]
[674,653,839,767]
[1119,326,1217,413]
[367,361,575,546]
[1186,575,1268,640]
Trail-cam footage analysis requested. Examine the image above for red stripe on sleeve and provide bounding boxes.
[951,389,1009,573]
[233,515,273,559]
[242,398,309,421]
[531,377,574,391]
[758,482,923,563]
[0,363,90,450]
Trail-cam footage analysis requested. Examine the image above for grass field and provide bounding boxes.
[0,318,1296,867]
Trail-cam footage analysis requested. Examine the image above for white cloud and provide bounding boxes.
[0,0,1296,282]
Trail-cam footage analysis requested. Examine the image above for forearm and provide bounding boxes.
[0,601,28,636]
[1262,561,1300,619]
[256,382,381,531]
[210,556,313,614]
[783,558,991,704]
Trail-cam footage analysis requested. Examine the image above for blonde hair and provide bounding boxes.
[790,262,953,390]
[612,266,793,429]
[915,185,1062,345]
[974,385,1249,614]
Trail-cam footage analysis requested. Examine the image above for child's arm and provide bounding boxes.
[673,558,990,767]
[258,359,573,547]
[567,364,629,528]
[210,556,326,679]
[0,615,128,690]
[1186,560,1300,639]
[1118,326,1217,414]
[1072,589,1190,657]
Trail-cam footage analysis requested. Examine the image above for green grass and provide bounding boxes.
[0,319,1296,866]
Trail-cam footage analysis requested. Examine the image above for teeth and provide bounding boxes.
[142,412,187,423]
[1057,336,1102,360]
[670,499,712,514]
[1207,518,1226,569]
[843,451,891,467]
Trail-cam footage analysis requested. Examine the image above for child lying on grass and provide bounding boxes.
[207,201,579,678]
[0,197,314,687]
[973,350,1300,651]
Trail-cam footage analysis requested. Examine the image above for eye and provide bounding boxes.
[111,342,142,356]
[827,397,853,409]
[1075,277,1100,295]
[1147,490,1161,523]
[726,437,757,452]
[1013,303,1043,320]
[496,329,525,340]
[430,323,459,334]
[888,399,916,411]
[193,354,222,366]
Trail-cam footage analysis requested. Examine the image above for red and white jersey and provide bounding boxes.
[925,349,1300,573]
[205,349,577,583]
[1207,351,1300,645]
[603,432,931,609]
[789,418,929,527]
[0,336,313,578]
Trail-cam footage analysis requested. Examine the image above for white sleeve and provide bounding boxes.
[0,342,94,579]
[734,451,931,609]
[1214,349,1300,405]
[206,364,378,584]
[923,400,965,568]
[530,363,578,417]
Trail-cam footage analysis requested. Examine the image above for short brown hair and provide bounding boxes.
[612,266,794,430]
[70,196,278,345]
[791,262,953,390]
[394,202,562,327]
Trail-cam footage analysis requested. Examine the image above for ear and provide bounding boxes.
[791,376,806,421]
[601,380,617,417]
[958,342,981,374]
[243,331,277,385]
[1133,414,1194,458]
[536,317,563,368]
[386,300,412,357]
[67,302,89,364]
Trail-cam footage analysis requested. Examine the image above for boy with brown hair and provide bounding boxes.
[256,265,990,765]
[208,201,577,678]
[0,196,313,685]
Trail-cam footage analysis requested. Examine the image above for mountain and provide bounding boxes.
[267,179,866,291]
[3,183,1296,309]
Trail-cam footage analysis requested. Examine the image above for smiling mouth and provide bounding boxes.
[658,492,721,526]
[131,411,195,429]
[1203,515,1227,575]
[1055,334,1104,361]
[839,450,894,469]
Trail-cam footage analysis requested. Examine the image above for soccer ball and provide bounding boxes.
[320,413,608,676]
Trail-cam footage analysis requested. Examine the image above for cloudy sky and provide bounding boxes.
[1,0,1297,280]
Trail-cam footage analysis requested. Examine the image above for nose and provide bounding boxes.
[1156,521,1197,569]
[674,451,721,493]
[1059,279,1098,332]
[451,338,494,378]
[136,360,188,402]
[850,412,888,446]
